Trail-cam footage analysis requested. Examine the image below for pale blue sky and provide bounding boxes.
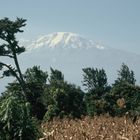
[0,0,140,54]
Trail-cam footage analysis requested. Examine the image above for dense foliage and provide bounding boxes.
[114,63,136,86]
[0,93,41,140]
[24,66,48,119]
[107,82,140,117]
[43,68,85,121]
[0,18,41,140]
[82,68,110,116]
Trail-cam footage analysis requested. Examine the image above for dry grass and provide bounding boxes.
[40,116,140,140]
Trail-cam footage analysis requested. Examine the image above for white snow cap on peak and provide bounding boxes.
[27,32,105,50]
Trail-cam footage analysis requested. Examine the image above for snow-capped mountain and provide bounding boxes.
[26,32,105,50]
[1,32,140,92]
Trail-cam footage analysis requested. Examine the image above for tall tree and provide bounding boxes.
[82,67,109,116]
[0,18,26,96]
[82,67,108,95]
[24,66,48,119]
[108,63,137,116]
[114,63,136,85]
[24,66,48,85]
[49,67,64,86]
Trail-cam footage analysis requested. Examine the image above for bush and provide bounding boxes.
[107,82,140,117]
[84,92,108,116]
[0,92,41,140]
[43,104,59,121]
[43,82,85,121]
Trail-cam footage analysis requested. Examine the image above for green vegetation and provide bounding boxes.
[24,66,48,120]
[0,17,140,139]
[43,68,85,121]
[0,18,41,140]
[0,18,27,97]
[106,64,140,117]
[82,68,110,116]
[114,63,136,86]
[0,93,41,140]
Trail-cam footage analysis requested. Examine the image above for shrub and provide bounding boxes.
[0,92,41,140]
[43,82,85,121]
[107,82,140,117]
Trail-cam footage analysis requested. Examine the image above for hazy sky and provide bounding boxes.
[0,0,140,54]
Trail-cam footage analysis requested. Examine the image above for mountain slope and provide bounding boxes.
[21,32,140,86]
[1,32,140,92]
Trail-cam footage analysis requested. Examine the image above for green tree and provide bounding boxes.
[107,64,138,116]
[49,67,64,86]
[82,68,108,96]
[107,82,140,117]
[0,18,27,97]
[0,93,41,140]
[2,66,48,119]
[24,66,48,85]
[114,63,136,85]
[44,82,85,121]
[24,66,48,119]
[0,18,41,139]
[82,67,110,116]
[43,68,85,121]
